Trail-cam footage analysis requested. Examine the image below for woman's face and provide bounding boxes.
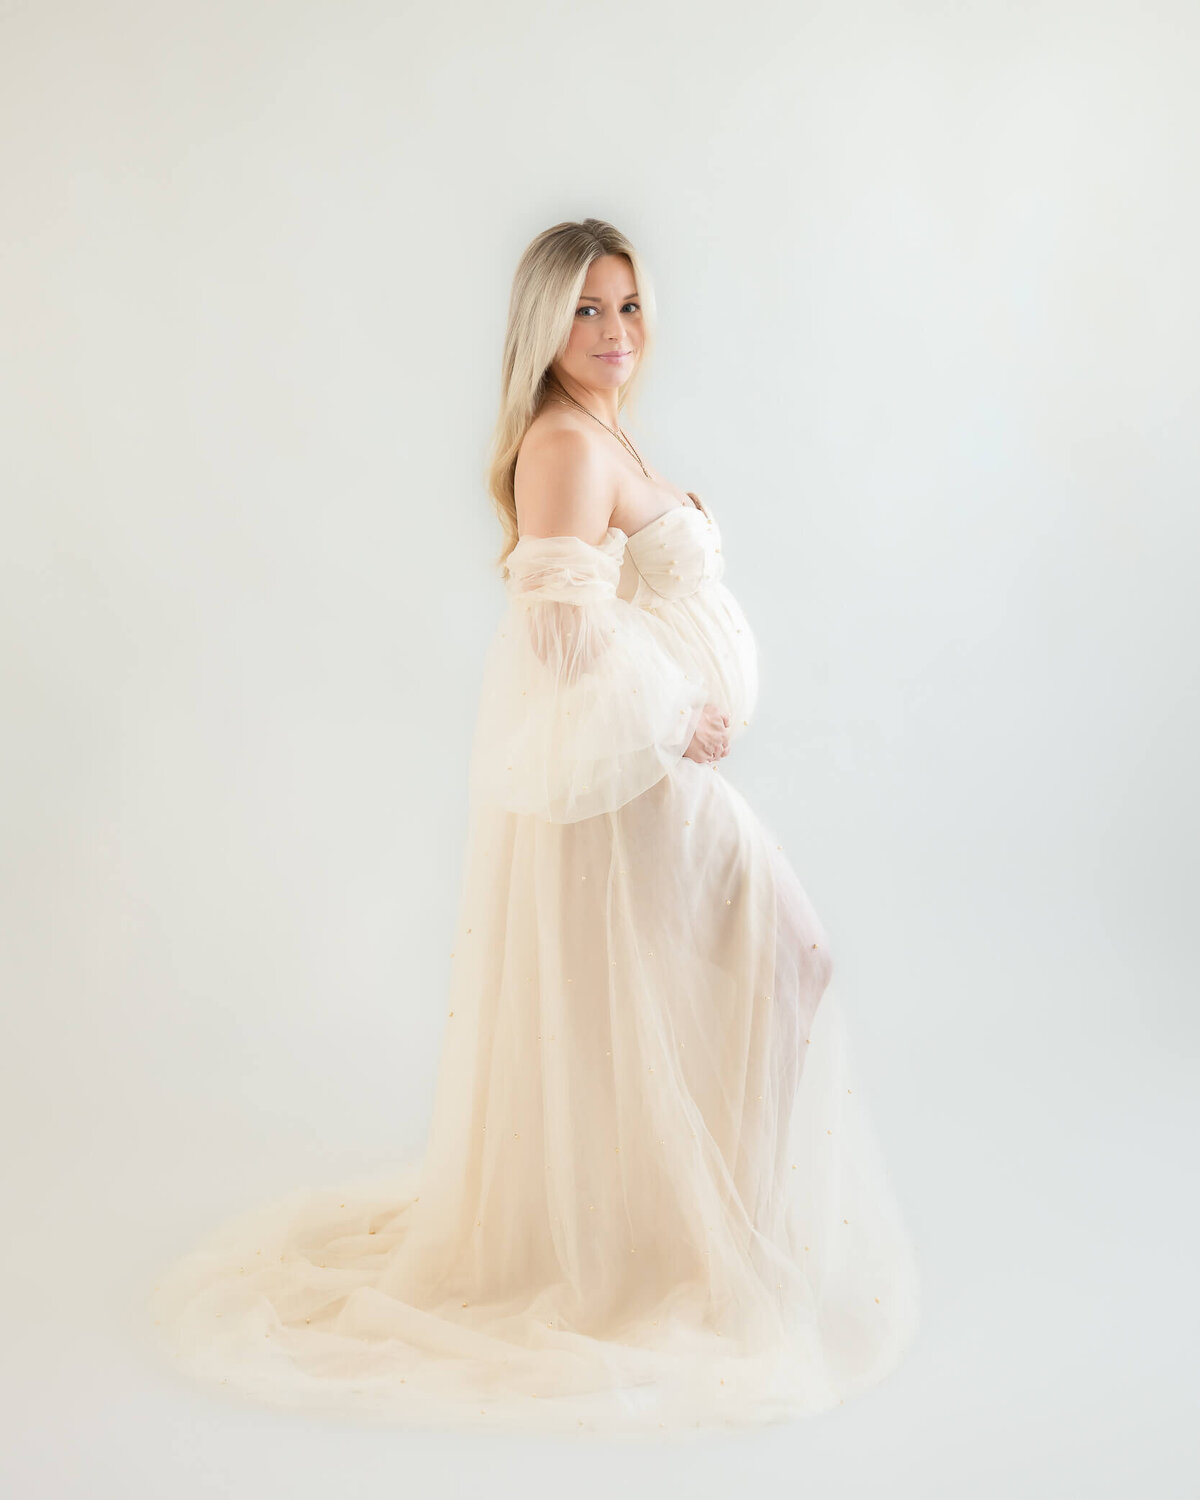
[552,254,642,395]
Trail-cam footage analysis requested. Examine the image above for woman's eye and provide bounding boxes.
[575,302,641,316]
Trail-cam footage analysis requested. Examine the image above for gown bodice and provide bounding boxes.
[613,494,760,740]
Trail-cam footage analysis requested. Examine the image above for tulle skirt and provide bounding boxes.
[149,758,920,1434]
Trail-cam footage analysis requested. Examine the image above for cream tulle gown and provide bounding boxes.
[149,492,920,1434]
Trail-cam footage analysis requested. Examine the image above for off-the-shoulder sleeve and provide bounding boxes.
[468,531,709,823]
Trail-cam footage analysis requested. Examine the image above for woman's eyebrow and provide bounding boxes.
[578,292,638,302]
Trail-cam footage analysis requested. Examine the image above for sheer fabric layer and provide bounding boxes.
[150,505,919,1434]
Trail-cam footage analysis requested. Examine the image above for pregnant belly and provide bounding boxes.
[655,584,760,735]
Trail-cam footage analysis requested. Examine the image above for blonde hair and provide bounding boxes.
[485,217,657,566]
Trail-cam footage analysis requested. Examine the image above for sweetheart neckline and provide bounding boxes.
[611,493,711,544]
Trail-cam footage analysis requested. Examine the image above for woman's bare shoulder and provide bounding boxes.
[515,412,616,541]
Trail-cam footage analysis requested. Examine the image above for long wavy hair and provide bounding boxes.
[486,217,657,567]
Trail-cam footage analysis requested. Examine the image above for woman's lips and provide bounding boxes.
[594,351,631,363]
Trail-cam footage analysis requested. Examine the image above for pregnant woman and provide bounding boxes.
[150,217,920,1435]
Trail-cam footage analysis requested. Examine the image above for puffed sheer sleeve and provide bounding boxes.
[468,531,709,824]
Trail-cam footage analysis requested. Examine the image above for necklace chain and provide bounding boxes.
[548,387,650,478]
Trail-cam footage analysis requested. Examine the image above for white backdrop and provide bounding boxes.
[2,0,1197,1495]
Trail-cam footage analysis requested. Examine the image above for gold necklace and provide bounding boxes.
[549,389,651,478]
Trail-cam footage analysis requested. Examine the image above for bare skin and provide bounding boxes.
[514,252,731,767]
